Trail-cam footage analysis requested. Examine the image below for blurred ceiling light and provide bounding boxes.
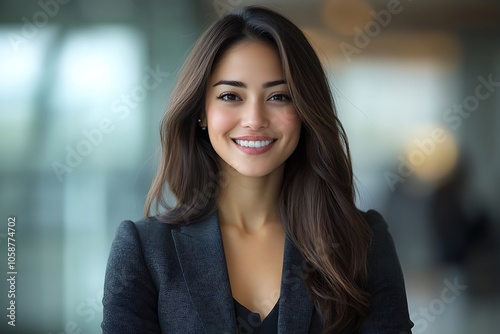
[0,48,39,93]
[404,126,459,183]
[322,0,374,36]
[59,42,117,97]
[0,27,54,105]
[56,26,142,103]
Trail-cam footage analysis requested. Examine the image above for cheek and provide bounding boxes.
[206,105,238,136]
[273,108,301,134]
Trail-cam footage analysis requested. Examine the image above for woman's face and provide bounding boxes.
[205,40,301,178]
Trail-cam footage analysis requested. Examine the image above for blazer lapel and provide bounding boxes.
[171,213,237,334]
[278,237,315,333]
[171,213,315,333]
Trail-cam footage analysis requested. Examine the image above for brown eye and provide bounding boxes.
[268,94,291,102]
[217,93,241,102]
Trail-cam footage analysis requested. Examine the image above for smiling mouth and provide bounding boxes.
[233,139,275,148]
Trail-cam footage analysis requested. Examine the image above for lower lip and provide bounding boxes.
[233,140,276,155]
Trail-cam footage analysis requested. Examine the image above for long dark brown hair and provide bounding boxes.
[145,6,372,332]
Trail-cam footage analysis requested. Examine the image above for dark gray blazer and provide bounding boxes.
[101,210,413,333]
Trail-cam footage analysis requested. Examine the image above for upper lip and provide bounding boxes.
[232,136,276,141]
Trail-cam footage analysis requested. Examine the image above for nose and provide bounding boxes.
[240,98,269,130]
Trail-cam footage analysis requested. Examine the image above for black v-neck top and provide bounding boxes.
[234,298,279,334]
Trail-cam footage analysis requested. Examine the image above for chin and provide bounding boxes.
[238,170,273,178]
[230,163,284,178]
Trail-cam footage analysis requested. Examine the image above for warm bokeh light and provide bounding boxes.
[403,126,459,182]
[321,0,374,36]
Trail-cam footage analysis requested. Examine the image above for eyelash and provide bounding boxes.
[216,92,291,103]
[268,94,291,102]
[217,93,240,102]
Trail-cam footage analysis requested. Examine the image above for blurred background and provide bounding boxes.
[0,0,499,333]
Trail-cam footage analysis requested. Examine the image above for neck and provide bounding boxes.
[217,163,284,233]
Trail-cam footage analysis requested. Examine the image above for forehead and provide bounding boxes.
[209,40,284,83]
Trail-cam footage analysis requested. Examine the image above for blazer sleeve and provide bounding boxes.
[101,220,161,334]
[359,210,414,334]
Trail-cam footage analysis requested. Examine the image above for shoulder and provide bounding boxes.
[107,216,189,289]
[360,209,388,231]
[112,216,183,256]
[359,209,402,271]
[112,213,216,260]
[125,215,180,231]
[357,210,414,331]
[120,216,179,236]
[358,210,410,304]
[113,216,171,244]
[359,209,396,257]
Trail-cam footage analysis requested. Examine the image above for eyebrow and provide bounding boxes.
[212,79,286,89]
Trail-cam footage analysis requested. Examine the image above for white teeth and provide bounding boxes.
[235,139,274,148]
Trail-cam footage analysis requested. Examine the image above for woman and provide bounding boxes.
[102,6,413,334]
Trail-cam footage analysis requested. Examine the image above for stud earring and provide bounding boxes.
[197,118,206,130]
